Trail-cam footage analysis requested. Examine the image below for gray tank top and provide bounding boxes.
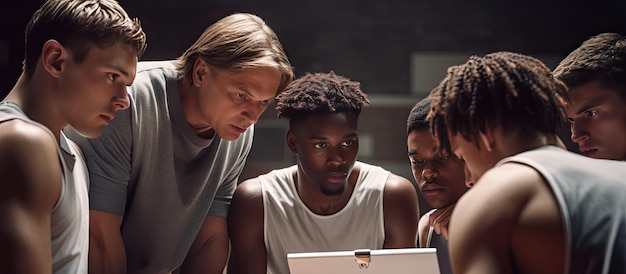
[261,161,387,274]
[424,209,452,274]
[0,102,89,273]
[498,145,626,274]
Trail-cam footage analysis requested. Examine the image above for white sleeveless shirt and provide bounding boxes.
[0,102,89,273]
[261,161,387,274]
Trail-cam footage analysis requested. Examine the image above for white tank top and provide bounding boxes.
[0,102,89,273]
[261,161,387,274]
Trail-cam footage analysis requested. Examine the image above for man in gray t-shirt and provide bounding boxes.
[66,13,293,274]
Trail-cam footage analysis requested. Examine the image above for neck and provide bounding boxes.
[293,166,358,215]
[5,72,63,142]
[178,79,213,134]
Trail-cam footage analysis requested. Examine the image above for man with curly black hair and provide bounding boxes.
[227,71,419,274]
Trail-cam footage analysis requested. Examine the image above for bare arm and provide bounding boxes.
[179,215,229,274]
[382,174,419,248]
[227,179,266,274]
[0,121,61,273]
[448,164,539,274]
[89,210,126,274]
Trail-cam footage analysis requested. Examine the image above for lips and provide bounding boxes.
[231,124,247,134]
[100,114,113,124]
[327,171,348,183]
[579,147,598,157]
[420,181,445,195]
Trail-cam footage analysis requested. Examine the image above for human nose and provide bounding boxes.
[242,103,266,124]
[570,120,589,143]
[328,147,346,167]
[421,167,439,181]
[113,88,130,110]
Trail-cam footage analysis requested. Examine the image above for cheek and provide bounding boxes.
[410,167,421,181]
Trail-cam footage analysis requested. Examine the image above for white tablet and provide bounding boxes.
[287,248,440,274]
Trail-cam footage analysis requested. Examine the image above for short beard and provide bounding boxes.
[320,186,345,196]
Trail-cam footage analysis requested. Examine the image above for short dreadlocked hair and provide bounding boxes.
[275,71,370,126]
[407,97,433,134]
[553,32,626,98]
[428,51,568,153]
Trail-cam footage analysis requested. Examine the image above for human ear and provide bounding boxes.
[286,130,297,153]
[192,58,208,87]
[479,128,496,152]
[463,164,474,188]
[41,40,66,77]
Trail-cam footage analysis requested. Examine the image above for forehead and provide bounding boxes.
[218,67,281,97]
[83,42,138,72]
[407,129,438,152]
[567,81,624,111]
[292,111,358,135]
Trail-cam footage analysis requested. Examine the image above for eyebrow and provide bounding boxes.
[309,132,358,140]
[407,146,438,156]
[108,63,131,78]
[574,97,605,116]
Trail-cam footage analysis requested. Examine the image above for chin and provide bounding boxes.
[218,133,241,141]
[70,126,103,139]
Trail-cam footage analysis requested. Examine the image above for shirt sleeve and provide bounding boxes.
[64,108,133,216]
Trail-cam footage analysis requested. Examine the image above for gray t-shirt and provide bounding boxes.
[65,61,253,273]
[499,145,626,274]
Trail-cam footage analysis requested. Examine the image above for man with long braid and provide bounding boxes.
[227,71,419,274]
[428,51,626,274]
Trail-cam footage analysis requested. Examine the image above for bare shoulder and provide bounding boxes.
[230,177,264,219]
[0,119,61,208]
[449,162,558,273]
[234,177,263,200]
[0,119,59,172]
[474,163,546,198]
[452,162,548,241]
[384,173,418,195]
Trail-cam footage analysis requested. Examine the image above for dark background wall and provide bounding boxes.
[2,0,625,214]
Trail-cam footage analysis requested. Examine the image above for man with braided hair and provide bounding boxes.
[554,33,626,161]
[429,51,626,274]
[228,71,419,274]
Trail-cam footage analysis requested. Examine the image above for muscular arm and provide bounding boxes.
[227,179,266,274]
[382,174,419,248]
[89,210,126,274]
[448,164,543,274]
[0,121,61,273]
[179,216,229,274]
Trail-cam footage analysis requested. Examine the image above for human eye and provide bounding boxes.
[410,158,426,166]
[260,99,271,105]
[438,155,450,161]
[234,92,248,102]
[341,139,355,147]
[584,110,597,117]
[566,117,575,124]
[107,73,119,81]
[314,143,327,149]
